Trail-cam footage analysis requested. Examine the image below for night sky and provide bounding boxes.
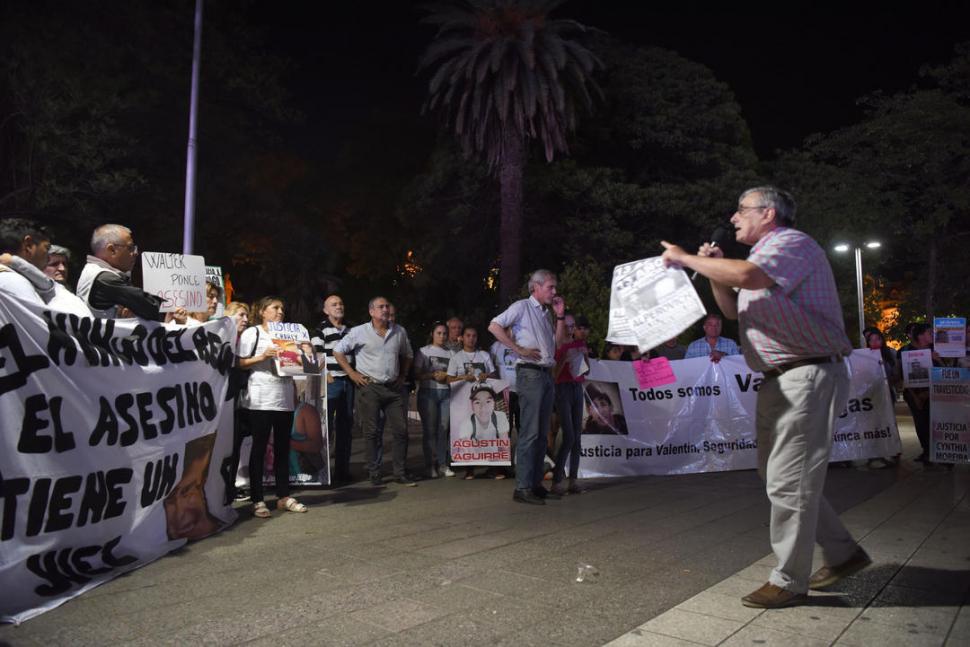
[251,1,970,161]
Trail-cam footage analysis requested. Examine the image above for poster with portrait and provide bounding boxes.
[266,321,321,376]
[449,378,512,466]
[901,349,932,388]
[933,317,967,358]
[582,381,629,435]
[233,374,330,492]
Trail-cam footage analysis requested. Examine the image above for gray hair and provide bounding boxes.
[527,269,556,294]
[90,224,132,254]
[740,186,797,227]
[367,295,388,310]
[48,244,71,260]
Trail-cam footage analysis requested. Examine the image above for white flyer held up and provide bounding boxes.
[606,256,707,353]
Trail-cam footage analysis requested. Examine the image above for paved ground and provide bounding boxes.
[1,404,967,646]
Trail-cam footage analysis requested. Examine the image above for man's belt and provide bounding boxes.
[518,362,552,372]
[763,355,842,377]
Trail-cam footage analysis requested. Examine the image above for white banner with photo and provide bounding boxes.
[578,351,901,478]
[449,378,512,466]
[0,298,237,624]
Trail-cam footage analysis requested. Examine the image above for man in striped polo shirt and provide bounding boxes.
[312,294,355,484]
[661,186,869,609]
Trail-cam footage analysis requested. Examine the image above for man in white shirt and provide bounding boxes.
[0,218,52,305]
[489,269,568,505]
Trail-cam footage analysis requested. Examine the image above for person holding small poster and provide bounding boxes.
[238,296,307,517]
[896,322,945,466]
[447,324,498,479]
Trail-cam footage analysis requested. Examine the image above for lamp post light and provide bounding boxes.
[834,241,881,347]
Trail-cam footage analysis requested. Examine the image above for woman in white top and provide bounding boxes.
[415,322,454,478]
[237,296,306,517]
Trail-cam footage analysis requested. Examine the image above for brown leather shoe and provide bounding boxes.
[809,547,872,590]
[741,583,807,609]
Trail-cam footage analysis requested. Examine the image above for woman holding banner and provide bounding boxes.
[238,296,307,517]
[415,322,455,478]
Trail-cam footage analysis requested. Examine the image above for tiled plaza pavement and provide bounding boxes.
[1,407,967,646]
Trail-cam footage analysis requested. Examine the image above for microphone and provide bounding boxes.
[690,225,731,280]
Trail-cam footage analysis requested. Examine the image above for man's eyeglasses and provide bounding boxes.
[113,242,138,253]
[736,204,768,214]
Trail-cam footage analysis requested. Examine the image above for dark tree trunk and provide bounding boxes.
[925,235,937,319]
[498,133,524,306]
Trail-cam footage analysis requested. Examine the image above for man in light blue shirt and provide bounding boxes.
[334,296,415,487]
[489,269,568,505]
[684,313,741,363]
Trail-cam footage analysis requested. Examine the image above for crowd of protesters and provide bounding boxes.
[1,215,964,520]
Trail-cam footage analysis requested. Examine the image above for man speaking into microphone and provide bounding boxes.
[660,186,870,609]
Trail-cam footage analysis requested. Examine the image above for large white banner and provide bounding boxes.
[0,298,237,624]
[578,351,901,477]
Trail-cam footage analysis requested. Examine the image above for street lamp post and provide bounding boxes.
[834,241,881,347]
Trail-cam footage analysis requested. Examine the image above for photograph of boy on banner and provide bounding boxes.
[450,378,512,466]
[164,433,229,541]
[582,381,629,435]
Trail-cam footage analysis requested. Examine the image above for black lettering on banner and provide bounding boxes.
[90,383,216,447]
[45,476,83,533]
[89,396,120,446]
[0,475,30,541]
[734,373,764,393]
[44,311,79,366]
[141,453,179,507]
[77,471,107,527]
[26,536,137,597]
[3,468,134,540]
[18,394,76,453]
[116,393,139,446]
[136,391,158,439]
[0,323,50,396]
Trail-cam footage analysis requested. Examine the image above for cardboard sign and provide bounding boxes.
[634,357,677,389]
[141,252,206,313]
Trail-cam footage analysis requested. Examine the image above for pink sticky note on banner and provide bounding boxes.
[634,357,677,389]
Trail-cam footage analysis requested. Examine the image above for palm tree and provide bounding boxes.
[419,0,602,304]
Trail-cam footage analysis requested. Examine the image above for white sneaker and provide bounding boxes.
[444,468,456,477]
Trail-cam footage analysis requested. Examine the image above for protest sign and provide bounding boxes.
[578,351,900,478]
[633,357,676,389]
[449,379,512,466]
[141,252,207,313]
[930,366,970,464]
[252,376,330,487]
[266,322,320,376]
[0,298,237,623]
[901,349,932,388]
[204,265,226,318]
[606,256,706,352]
[933,317,966,358]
